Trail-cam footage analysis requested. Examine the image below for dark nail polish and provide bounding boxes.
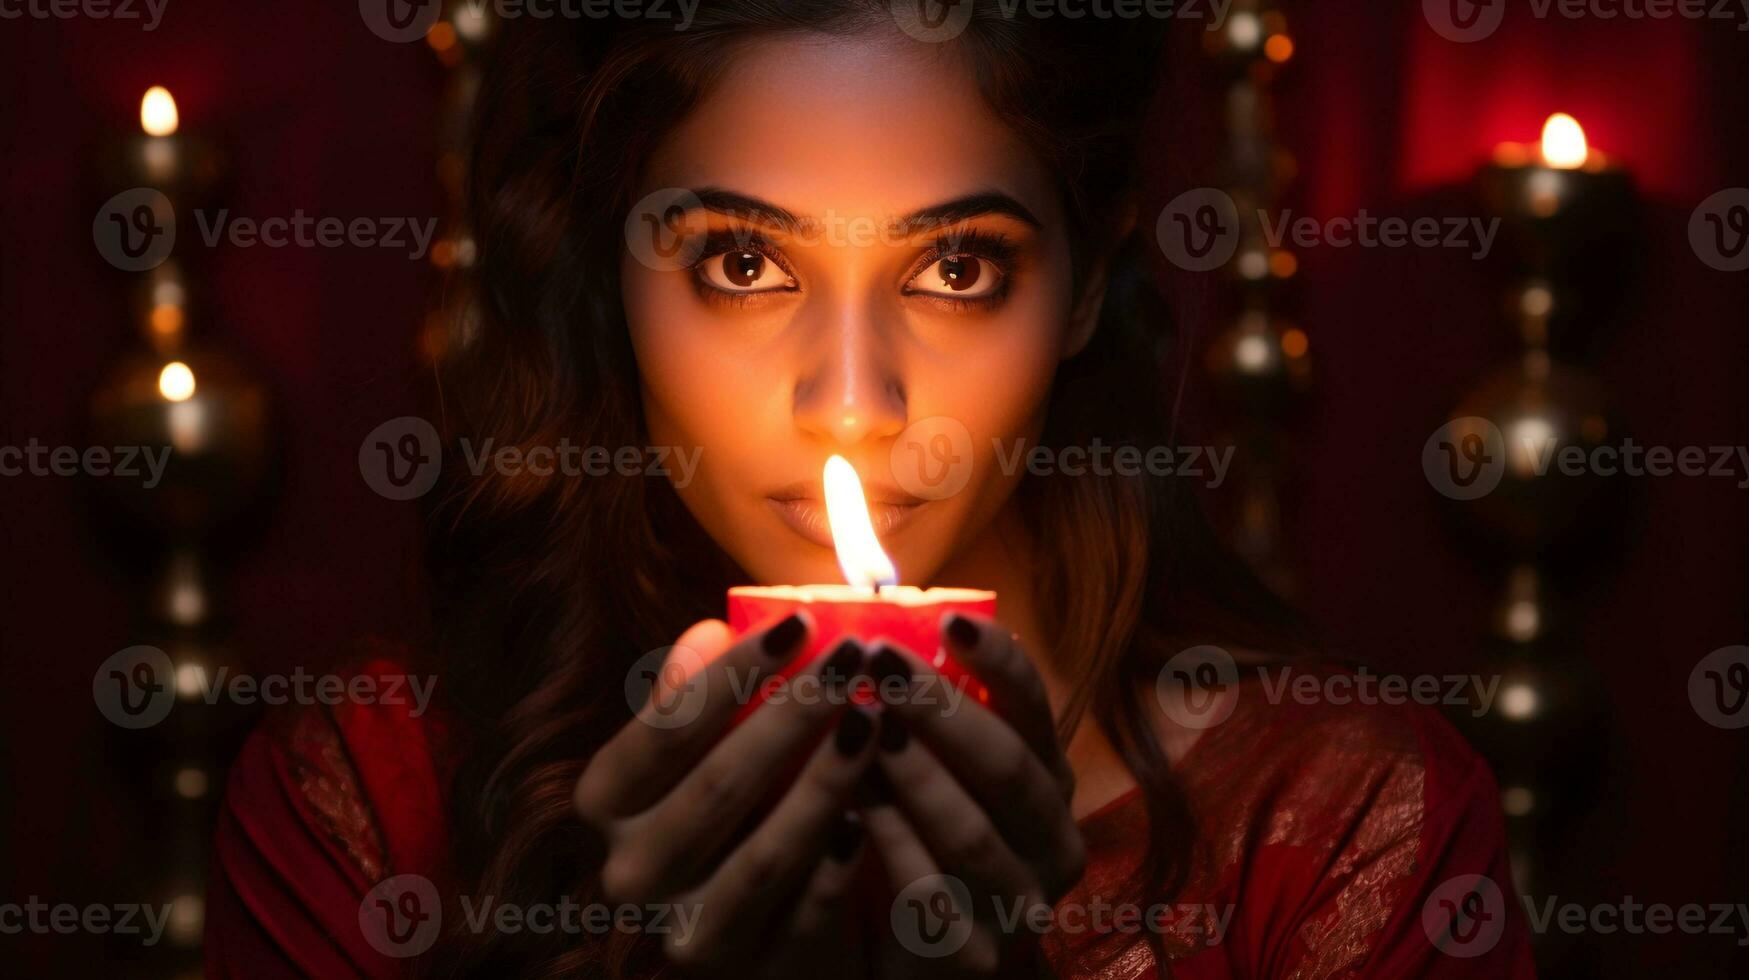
[820,638,864,697]
[836,707,875,756]
[856,766,895,806]
[880,714,908,753]
[827,811,865,863]
[870,645,913,697]
[762,613,806,658]
[945,613,980,650]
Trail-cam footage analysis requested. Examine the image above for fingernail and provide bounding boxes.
[869,644,912,696]
[763,613,807,658]
[880,714,908,753]
[827,811,865,863]
[835,707,875,756]
[945,612,980,650]
[820,638,864,697]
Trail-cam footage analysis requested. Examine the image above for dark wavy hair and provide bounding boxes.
[423,3,1300,975]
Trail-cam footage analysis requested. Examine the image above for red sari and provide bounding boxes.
[206,660,1536,978]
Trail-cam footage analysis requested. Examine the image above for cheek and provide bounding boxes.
[625,262,761,445]
[623,265,744,508]
[917,263,1071,469]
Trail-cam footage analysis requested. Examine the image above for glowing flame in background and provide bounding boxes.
[140,86,179,137]
[1539,113,1589,170]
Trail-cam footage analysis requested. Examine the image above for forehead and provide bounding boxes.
[639,31,1059,224]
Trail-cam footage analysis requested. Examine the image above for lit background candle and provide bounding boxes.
[103,85,226,200]
[1476,111,1638,291]
[728,455,995,701]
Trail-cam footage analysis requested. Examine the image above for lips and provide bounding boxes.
[765,488,925,551]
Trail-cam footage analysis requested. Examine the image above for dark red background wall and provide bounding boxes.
[3,2,1746,976]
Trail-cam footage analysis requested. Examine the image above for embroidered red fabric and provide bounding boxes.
[205,661,1535,978]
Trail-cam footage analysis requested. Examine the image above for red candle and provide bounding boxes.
[728,455,995,703]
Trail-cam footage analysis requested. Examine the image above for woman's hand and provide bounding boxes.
[572,612,883,977]
[860,613,1086,977]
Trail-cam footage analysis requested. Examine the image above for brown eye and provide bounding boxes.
[939,255,981,291]
[906,254,1001,300]
[724,251,763,287]
[697,247,794,294]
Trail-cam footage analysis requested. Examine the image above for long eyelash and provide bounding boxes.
[687,229,798,305]
[903,229,1019,308]
[924,229,1019,266]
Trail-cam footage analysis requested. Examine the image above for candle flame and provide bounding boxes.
[1539,113,1588,170]
[822,455,898,591]
[141,86,179,137]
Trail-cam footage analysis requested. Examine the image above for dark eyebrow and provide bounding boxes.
[690,188,819,235]
[896,192,1043,234]
[685,188,1043,238]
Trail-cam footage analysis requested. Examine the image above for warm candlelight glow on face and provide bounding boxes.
[822,455,898,591]
[1539,113,1588,170]
[140,86,180,138]
[158,361,196,402]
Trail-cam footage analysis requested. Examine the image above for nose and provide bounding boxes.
[791,299,907,448]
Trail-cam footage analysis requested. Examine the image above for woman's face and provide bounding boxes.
[622,31,1087,588]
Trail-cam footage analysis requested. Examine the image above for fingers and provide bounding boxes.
[864,804,1002,977]
[775,813,868,958]
[575,611,813,824]
[866,641,1077,871]
[617,639,870,890]
[875,733,1046,903]
[939,613,1070,792]
[660,707,883,971]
